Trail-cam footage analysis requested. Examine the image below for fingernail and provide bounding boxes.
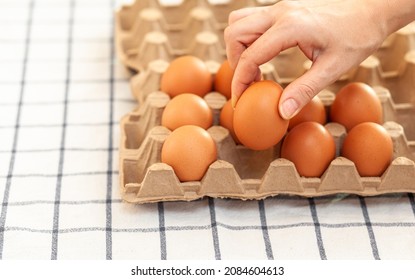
[280,98,299,119]
[231,95,237,109]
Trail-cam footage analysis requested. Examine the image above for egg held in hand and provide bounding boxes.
[281,121,336,177]
[161,125,217,182]
[233,80,289,151]
[161,93,213,131]
[341,122,393,177]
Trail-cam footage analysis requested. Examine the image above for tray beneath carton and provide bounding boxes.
[115,0,267,72]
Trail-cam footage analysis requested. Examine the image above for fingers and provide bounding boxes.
[228,6,267,25]
[230,62,261,108]
[225,3,317,106]
[229,22,301,106]
[224,8,274,69]
[226,12,274,108]
[278,54,343,119]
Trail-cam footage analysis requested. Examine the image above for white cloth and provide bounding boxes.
[0,0,415,260]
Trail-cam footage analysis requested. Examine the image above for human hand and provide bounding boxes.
[224,0,415,119]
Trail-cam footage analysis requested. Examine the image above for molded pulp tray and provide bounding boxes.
[116,0,415,203]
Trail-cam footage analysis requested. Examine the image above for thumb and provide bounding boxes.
[278,79,319,120]
[278,57,339,120]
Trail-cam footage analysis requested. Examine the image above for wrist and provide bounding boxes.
[368,0,415,36]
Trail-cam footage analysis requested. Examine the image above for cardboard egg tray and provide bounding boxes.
[119,86,415,203]
[116,0,415,203]
[115,0,289,73]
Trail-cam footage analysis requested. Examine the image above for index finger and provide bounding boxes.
[231,23,300,104]
[228,6,267,25]
[224,8,274,70]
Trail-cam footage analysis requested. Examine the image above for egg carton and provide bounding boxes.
[119,86,415,203]
[375,23,415,74]
[115,0,281,72]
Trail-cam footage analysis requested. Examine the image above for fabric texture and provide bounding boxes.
[0,0,415,260]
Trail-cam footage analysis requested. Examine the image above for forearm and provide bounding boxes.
[370,0,415,36]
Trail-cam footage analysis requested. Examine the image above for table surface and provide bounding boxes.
[1,0,415,260]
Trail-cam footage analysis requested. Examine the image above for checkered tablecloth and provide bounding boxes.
[1,0,415,260]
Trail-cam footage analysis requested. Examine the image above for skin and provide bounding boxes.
[225,0,415,119]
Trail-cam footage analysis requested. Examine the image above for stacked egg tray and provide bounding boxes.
[116,0,415,203]
[116,0,281,73]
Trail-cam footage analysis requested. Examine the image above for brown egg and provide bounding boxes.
[219,99,240,143]
[161,93,213,131]
[330,82,382,131]
[214,60,234,99]
[160,55,213,98]
[288,95,326,130]
[281,121,336,177]
[341,122,393,177]
[161,125,217,181]
[233,80,289,150]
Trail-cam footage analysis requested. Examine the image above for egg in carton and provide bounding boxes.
[119,83,415,203]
